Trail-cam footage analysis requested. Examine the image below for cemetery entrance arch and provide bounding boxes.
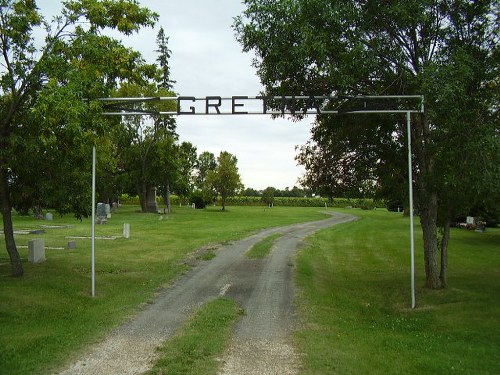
[93,94,424,308]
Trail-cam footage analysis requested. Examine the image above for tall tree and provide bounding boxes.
[0,0,158,276]
[195,151,217,189]
[261,186,276,206]
[154,26,176,211]
[155,26,176,91]
[235,0,499,289]
[172,141,197,199]
[205,151,243,211]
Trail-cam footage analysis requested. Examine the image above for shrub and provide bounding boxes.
[190,190,208,209]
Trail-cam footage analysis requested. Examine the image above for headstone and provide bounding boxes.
[67,241,77,249]
[466,216,474,225]
[123,223,130,239]
[96,203,107,224]
[28,239,45,263]
[45,212,53,221]
[146,187,159,213]
[105,204,111,219]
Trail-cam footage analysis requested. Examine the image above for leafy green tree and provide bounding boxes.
[235,0,499,288]
[205,151,243,211]
[152,132,177,213]
[242,187,260,197]
[195,151,217,189]
[172,141,197,198]
[0,0,157,276]
[261,186,276,206]
[114,81,177,212]
[153,26,177,212]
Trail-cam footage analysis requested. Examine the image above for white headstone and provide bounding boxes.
[45,212,53,221]
[123,223,130,239]
[466,216,475,225]
[28,239,45,263]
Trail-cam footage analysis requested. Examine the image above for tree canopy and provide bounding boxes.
[0,0,158,276]
[205,151,243,211]
[235,0,499,289]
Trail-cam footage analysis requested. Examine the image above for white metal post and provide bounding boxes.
[407,112,416,309]
[91,145,96,297]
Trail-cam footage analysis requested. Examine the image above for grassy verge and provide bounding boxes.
[246,233,282,258]
[295,209,500,374]
[147,298,242,375]
[0,205,327,375]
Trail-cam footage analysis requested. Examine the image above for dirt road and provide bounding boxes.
[58,211,356,375]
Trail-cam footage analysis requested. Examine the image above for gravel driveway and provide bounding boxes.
[58,211,356,375]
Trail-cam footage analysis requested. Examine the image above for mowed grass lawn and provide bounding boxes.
[1,206,499,375]
[296,209,500,374]
[0,205,327,375]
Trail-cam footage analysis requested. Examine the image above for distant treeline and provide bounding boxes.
[119,194,385,210]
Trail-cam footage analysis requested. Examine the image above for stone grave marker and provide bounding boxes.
[123,223,130,239]
[96,203,107,224]
[28,239,45,263]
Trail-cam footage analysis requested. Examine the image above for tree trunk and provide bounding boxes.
[137,181,147,212]
[414,113,441,289]
[164,182,171,214]
[0,168,23,277]
[440,217,450,288]
[221,195,226,211]
[419,192,442,289]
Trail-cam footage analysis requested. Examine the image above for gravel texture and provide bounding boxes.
[57,212,356,375]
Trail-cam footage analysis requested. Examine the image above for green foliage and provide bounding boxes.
[296,209,500,374]
[147,299,243,375]
[118,193,181,206]
[194,151,217,190]
[189,190,209,209]
[261,186,276,206]
[235,0,500,288]
[205,151,243,211]
[0,0,159,275]
[220,196,383,209]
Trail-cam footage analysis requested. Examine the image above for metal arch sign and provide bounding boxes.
[99,95,424,116]
[96,92,423,308]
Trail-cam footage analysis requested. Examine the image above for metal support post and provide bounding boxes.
[91,145,96,297]
[407,112,416,309]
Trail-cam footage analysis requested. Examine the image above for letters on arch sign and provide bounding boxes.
[176,95,325,115]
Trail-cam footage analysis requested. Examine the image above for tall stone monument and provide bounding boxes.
[146,187,159,213]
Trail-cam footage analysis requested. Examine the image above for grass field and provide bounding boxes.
[1,206,499,374]
[295,209,500,374]
[0,205,327,375]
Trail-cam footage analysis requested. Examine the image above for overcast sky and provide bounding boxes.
[38,0,314,190]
